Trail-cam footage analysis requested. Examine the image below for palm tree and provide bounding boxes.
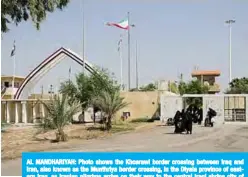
[40,94,81,142]
[91,90,129,131]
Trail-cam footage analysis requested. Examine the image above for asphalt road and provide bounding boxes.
[1,123,248,176]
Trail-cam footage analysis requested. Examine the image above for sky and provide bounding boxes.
[1,0,248,93]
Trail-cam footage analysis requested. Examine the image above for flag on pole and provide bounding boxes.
[10,40,16,57]
[117,36,123,51]
[106,18,129,30]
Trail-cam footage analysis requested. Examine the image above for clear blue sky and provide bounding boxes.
[1,0,248,93]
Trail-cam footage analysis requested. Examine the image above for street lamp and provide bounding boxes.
[225,19,235,83]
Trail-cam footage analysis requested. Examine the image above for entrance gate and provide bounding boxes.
[160,94,248,125]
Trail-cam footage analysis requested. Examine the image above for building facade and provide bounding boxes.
[191,70,221,94]
[1,75,25,99]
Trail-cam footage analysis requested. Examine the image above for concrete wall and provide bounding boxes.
[1,91,162,124]
[160,95,183,123]
[116,91,159,120]
[203,95,225,127]
[160,94,248,125]
[246,96,248,123]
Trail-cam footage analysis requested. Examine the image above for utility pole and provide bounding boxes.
[225,19,235,83]
[135,40,139,89]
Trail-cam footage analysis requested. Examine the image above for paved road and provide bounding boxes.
[2,124,248,176]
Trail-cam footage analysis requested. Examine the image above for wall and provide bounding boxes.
[116,91,160,120]
[1,91,163,124]
[160,95,183,123]
[203,95,225,127]
[1,77,25,89]
[160,94,248,125]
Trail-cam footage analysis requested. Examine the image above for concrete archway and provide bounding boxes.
[15,47,96,99]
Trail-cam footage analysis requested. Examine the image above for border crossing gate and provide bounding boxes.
[160,94,248,126]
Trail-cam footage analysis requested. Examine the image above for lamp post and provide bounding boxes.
[225,19,235,83]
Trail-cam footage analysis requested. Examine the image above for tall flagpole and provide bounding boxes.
[11,40,16,99]
[135,40,138,89]
[118,35,123,90]
[127,12,131,91]
[12,54,16,99]
[82,0,85,74]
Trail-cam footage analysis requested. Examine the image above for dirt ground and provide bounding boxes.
[1,121,156,160]
[1,123,248,176]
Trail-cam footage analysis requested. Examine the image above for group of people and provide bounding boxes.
[173,108,194,134]
[172,105,217,134]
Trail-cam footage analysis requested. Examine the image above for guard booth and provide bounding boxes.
[160,94,248,126]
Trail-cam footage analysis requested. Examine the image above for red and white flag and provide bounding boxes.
[106,18,129,30]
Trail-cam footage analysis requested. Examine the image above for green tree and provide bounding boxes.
[1,0,70,33]
[91,90,129,131]
[178,80,209,107]
[89,67,120,96]
[226,77,248,94]
[178,81,187,95]
[179,80,209,95]
[59,67,120,123]
[60,73,94,122]
[139,83,157,91]
[169,82,179,94]
[59,80,77,106]
[40,94,80,142]
[89,67,120,123]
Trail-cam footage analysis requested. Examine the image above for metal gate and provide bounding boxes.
[160,95,183,123]
[224,96,246,122]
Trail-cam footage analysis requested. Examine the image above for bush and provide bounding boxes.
[130,117,154,123]
[1,121,10,132]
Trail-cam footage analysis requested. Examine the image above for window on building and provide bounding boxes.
[4,82,9,88]
[14,82,19,88]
